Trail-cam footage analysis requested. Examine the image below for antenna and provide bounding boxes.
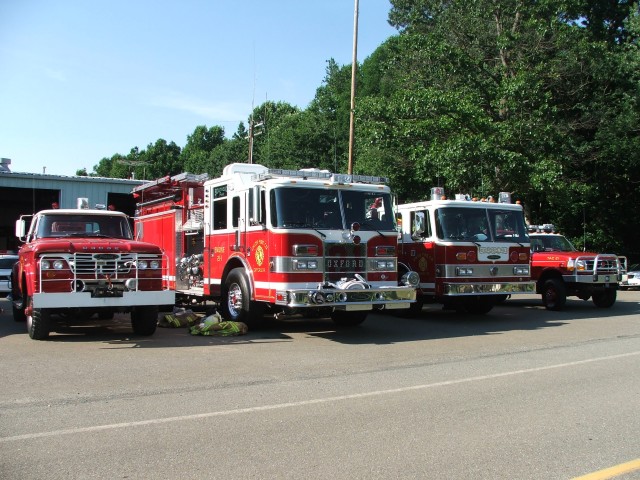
[347,0,359,174]
[583,206,587,251]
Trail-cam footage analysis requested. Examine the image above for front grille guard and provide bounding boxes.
[572,254,623,282]
[36,252,169,293]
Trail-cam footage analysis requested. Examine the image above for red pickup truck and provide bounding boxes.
[12,204,174,340]
[529,226,623,310]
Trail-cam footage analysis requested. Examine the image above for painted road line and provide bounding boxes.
[572,459,640,480]
[1,350,639,443]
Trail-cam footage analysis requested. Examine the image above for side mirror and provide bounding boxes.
[15,218,26,241]
[135,221,143,241]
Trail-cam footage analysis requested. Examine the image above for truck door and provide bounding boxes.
[206,182,230,297]
[246,185,269,302]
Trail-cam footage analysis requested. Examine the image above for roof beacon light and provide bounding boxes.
[431,187,445,200]
[499,192,512,204]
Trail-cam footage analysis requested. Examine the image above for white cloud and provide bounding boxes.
[148,91,248,124]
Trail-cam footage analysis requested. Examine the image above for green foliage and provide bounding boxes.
[181,125,225,174]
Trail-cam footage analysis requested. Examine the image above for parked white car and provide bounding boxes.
[0,254,19,295]
[620,263,640,290]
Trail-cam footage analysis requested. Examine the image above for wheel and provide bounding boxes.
[542,278,566,311]
[395,299,424,318]
[27,298,51,340]
[494,294,510,304]
[592,288,617,308]
[12,277,26,322]
[131,306,158,336]
[464,297,494,314]
[221,268,264,326]
[12,298,26,322]
[331,310,368,327]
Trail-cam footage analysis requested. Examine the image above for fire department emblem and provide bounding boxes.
[255,245,265,267]
[418,256,428,272]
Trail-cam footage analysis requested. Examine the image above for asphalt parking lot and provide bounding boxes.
[1,292,639,479]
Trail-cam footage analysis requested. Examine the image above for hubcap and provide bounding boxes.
[227,283,242,317]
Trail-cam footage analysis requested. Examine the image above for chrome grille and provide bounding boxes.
[71,253,137,277]
[585,258,619,273]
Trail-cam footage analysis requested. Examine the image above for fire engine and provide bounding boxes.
[11,200,174,340]
[132,163,418,327]
[528,224,623,310]
[395,188,535,315]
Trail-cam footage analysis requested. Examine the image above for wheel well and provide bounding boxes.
[222,258,255,300]
[536,269,563,291]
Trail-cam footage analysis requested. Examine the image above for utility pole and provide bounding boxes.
[247,116,264,164]
[347,0,359,175]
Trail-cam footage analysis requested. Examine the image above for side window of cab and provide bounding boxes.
[411,210,431,239]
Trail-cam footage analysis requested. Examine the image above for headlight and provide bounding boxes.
[567,259,586,272]
[150,260,161,269]
[376,260,396,270]
[53,260,66,270]
[138,260,148,269]
[41,260,51,270]
[294,260,318,270]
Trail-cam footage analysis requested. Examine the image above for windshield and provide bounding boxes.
[530,235,577,252]
[35,214,133,239]
[270,187,395,231]
[435,207,529,243]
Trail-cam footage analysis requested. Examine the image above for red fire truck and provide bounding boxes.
[395,188,534,315]
[132,164,418,327]
[11,200,173,340]
[529,224,623,310]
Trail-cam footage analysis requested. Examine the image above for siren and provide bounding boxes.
[431,187,445,200]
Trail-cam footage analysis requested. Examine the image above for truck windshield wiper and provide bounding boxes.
[58,233,110,238]
[360,222,385,237]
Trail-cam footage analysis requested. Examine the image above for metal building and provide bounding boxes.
[0,159,144,252]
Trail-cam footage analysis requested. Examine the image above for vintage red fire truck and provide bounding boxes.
[11,201,173,340]
[529,224,623,310]
[395,188,534,315]
[132,163,418,327]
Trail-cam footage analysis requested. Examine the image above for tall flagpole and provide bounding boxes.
[347,0,359,174]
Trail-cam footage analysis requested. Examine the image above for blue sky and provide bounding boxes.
[0,1,397,177]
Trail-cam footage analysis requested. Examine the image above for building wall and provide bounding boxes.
[0,172,145,252]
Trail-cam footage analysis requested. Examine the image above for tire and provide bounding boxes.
[464,297,494,315]
[494,294,510,304]
[27,298,51,340]
[542,278,566,311]
[12,298,26,323]
[396,299,424,318]
[592,288,617,308]
[131,306,158,336]
[12,277,26,322]
[331,310,368,327]
[221,268,264,327]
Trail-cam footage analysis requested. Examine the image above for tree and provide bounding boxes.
[181,125,226,174]
[353,0,640,255]
[138,139,182,180]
